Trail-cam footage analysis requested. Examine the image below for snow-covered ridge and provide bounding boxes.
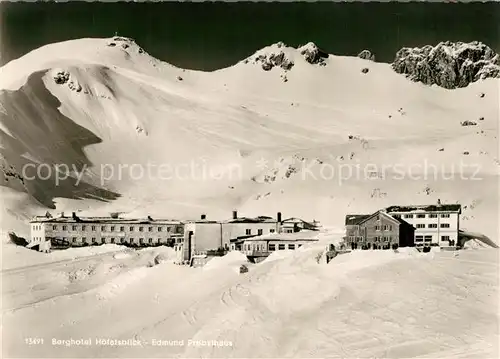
[392,41,500,89]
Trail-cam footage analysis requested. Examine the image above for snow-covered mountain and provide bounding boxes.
[0,37,499,242]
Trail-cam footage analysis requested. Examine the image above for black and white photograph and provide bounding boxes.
[1,0,499,358]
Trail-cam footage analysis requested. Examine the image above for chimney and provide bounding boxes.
[277,212,282,223]
[147,215,153,221]
[437,198,442,205]
[201,214,206,220]
[60,212,65,218]
[232,210,238,220]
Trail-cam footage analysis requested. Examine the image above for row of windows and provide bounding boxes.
[415,223,450,229]
[375,225,393,231]
[51,225,179,233]
[415,235,453,242]
[415,235,433,242]
[348,236,392,242]
[242,243,301,251]
[33,225,42,231]
[395,213,451,219]
[63,237,178,244]
[244,228,275,236]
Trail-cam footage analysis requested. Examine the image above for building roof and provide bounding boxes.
[239,229,320,242]
[345,211,414,228]
[345,214,370,225]
[185,216,277,224]
[225,216,277,224]
[30,216,182,225]
[385,204,461,213]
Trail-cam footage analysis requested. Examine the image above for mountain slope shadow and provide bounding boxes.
[0,70,120,208]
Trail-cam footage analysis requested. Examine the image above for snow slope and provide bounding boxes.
[0,37,498,239]
[2,240,498,358]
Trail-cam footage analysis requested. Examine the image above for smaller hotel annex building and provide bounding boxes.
[386,202,461,247]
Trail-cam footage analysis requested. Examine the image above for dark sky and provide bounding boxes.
[1,2,499,70]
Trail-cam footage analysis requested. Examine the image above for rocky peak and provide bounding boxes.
[298,42,329,66]
[357,50,375,61]
[392,41,500,89]
[244,41,329,72]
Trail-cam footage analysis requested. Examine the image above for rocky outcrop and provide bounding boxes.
[299,42,328,66]
[248,41,328,72]
[53,70,82,92]
[392,41,500,89]
[253,51,295,72]
[358,50,375,61]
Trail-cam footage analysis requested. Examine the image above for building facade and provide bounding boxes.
[176,211,319,264]
[345,211,415,249]
[236,230,320,256]
[386,203,461,247]
[179,211,280,263]
[30,212,184,251]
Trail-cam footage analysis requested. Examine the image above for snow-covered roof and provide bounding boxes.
[30,216,182,225]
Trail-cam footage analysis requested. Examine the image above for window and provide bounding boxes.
[393,214,401,219]
[110,238,115,244]
[440,223,450,228]
[62,225,67,231]
[416,224,425,228]
[429,214,438,218]
[82,226,86,231]
[404,214,413,219]
[130,226,134,231]
[258,229,263,235]
[139,227,144,232]
[149,238,153,244]
[415,235,424,242]
[130,238,134,243]
[416,214,426,218]
[72,225,77,231]
[428,223,438,228]
[441,236,450,241]
[120,226,125,232]
[101,238,105,244]
[92,226,96,231]
[72,237,77,243]
[139,238,144,244]
[158,227,162,232]
[278,244,285,250]
[158,238,162,243]
[101,226,106,231]
[53,225,57,230]
[120,238,125,244]
[82,237,87,243]
[288,244,295,250]
[92,237,97,243]
[424,235,432,242]
[375,225,380,231]
[110,226,115,232]
[374,236,379,242]
[270,229,275,233]
[246,229,251,235]
[149,227,153,232]
[441,214,450,218]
